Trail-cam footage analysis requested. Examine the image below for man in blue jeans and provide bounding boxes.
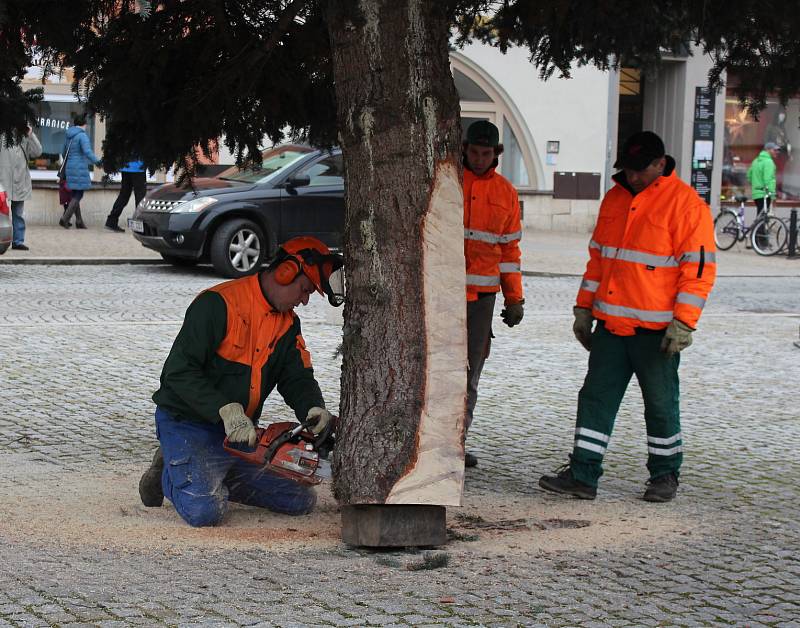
[138,236,344,527]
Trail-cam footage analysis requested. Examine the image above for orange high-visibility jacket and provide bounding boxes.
[576,162,716,336]
[463,167,523,304]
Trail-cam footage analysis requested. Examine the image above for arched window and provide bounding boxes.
[451,54,538,188]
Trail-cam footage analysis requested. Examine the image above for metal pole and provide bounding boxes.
[788,209,798,259]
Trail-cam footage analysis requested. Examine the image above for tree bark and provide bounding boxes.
[328,0,466,506]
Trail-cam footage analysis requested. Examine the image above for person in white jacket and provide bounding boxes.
[0,125,42,251]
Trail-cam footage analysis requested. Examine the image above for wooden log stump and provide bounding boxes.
[341,505,447,547]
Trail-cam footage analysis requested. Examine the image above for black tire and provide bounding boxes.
[750,215,788,256]
[713,210,740,250]
[210,218,266,278]
[160,253,198,267]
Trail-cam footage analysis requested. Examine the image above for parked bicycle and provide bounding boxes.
[713,193,788,256]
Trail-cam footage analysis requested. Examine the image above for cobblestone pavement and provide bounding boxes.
[0,264,798,627]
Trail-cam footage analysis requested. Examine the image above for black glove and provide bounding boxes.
[501,301,524,327]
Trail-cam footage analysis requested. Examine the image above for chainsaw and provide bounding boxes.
[222,416,336,486]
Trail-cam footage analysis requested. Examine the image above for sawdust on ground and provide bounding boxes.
[0,457,703,556]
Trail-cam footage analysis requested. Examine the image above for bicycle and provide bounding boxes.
[713,193,788,256]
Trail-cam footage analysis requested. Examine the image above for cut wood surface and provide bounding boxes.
[386,162,466,506]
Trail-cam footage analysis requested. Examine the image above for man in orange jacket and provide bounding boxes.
[463,120,524,467]
[540,131,716,502]
[138,237,344,526]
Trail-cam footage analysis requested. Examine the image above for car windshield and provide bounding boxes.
[218,145,313,184]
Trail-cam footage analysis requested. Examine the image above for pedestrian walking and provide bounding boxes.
[137,236,345,527]
[0,124,42,250]
[60,113,102,229]
[539,131,716,502]
[462,120,524,467]
[104,159,146,232]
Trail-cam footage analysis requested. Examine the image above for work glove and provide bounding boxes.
[501,301,524,327]
[219,402,257,447]
[660,319,694,356]
[573,307,594,351]
[306,406,333,436]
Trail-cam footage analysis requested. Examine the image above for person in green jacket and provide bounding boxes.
[747,142,779,215]
[138,236,344,527]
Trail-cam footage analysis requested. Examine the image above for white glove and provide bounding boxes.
[219,402,257,447]
[306,406,333,435]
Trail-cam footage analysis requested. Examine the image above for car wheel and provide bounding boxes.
[210,218,265,278]
[160,253,198,267]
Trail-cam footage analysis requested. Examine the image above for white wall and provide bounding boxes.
[456,43,613,192]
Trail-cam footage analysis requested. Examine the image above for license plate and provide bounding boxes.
[128,219,144,233]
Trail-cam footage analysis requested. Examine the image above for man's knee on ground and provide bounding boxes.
[173,492,227,527]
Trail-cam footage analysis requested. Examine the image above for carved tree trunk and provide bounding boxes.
[328,0,466,508]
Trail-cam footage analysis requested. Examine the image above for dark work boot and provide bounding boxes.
[138,447,165,507]
[539,464,597,500]
[643,472,679,503]
[464,451,478,468]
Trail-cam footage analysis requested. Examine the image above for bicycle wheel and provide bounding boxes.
[750,215,788,256]
[714,211,740,250]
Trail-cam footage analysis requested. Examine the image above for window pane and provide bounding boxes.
[299,154,344,187]
[454,70,493,102]
[722,81,800,201]
[501,118,530,186]
[217,146,312,184]
[32,100,95,171]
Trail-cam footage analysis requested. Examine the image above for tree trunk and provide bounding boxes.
[328,0,466,506]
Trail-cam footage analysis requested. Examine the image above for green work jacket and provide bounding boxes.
[747,150,776,200]
[152,274,324,424]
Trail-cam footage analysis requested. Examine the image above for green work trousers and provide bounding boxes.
[570,321,682,488]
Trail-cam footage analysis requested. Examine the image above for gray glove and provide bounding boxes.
[219,402,257,447]
[660,319,694,356]
[306,406,333,435]
[573,307,594,351]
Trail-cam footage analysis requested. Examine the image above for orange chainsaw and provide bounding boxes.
[222,416,336,486]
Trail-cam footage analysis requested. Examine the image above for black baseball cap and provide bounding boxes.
[466,120,500,147]
[614,131,665,171]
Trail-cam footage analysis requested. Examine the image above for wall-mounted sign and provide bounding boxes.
[694,87,716,122]
[691,87,715,203]
[546,140,560,154]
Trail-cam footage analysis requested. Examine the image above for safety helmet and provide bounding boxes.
[272,236,345,307]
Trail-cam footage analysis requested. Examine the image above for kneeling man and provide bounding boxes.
[138,236,344,526]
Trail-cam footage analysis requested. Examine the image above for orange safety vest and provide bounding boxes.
[576,165,716,336]
[463,166,523,304]
[209,274,312,417]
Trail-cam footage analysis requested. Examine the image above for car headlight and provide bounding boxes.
[171,196,218,213]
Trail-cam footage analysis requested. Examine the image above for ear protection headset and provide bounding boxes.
[273,251,304,286]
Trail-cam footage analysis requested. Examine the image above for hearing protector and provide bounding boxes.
[273,253,303,286]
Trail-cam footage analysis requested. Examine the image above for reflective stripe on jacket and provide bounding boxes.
[463,166,523,304]
[576,159,716,336]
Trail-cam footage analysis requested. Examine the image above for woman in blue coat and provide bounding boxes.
[60,113,102,229]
